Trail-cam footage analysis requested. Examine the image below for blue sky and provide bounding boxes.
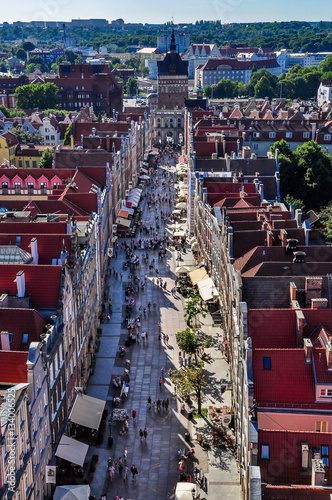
[3,0,332,24]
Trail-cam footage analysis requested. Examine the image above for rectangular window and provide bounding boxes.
[253,132,260,138]
[316,421,328,432]
[40,182,47,194]
[25,160,29,168]
[324,134,331,141]
[261,444,269,460]
[303,132,310,138]
[285,132,293,139]
[18,160,23,168]
[22,333,29,344]
[263,357,271,370]
[32,161,37,168]
[27,182,34,194]
[8,333,13,343]
[269,132,276,138]
[14,182,21,194]
[322,445,329,468]
[2,182,8,193]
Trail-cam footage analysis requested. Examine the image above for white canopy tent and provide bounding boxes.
[175,482,198,500]
[175,266,192,275]
[139,174,150,180]
[116,217,131,228]
[140,167,148,174]
[176,202,187,210]
[55,436,89,467]
[197,277,219,302]
[54,485,90,500]
[174,230,186,237]
[69,393,106,430]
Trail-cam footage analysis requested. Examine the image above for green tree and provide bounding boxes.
[0,105,10,117]
[141,66,150,78]
[254,76,274,99]
[125,77,139,96]
[184,291,208,327]
[319,54,332,74]
[283,194,305,211]
[318,203,332,243]
[22,41,35,52]
[38,147,53,169]
[175,328,200,363]
[171,367,207,414]
[10,126,43,145]
[16,48,27,60]
[15,82,58,110]
[63,123,72,146]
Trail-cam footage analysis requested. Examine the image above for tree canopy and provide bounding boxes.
[175,328,200,363]
[14,82,59,110]
[171,366,207,414]
[38,147,54,169]
[271,139,332,211]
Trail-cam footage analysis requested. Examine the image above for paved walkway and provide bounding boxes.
[85,156,241,500]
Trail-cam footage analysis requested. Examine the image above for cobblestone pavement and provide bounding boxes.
[87,154,241,500]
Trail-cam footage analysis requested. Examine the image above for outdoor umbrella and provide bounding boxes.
[53,485,90,500]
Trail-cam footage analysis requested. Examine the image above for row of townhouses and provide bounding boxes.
[0,107,153,499]
[183,108,332,500]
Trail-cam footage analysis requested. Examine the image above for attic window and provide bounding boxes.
[261,444,269,460]
[324,134,331,141]
[263,357,271,370]
[16,236,21,245]
[22,333,29,344]
[322,445,329,468]
[8,333,13,343]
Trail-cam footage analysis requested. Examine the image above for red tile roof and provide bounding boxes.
[259,429,332,485]
[0,233,71,265]
[0,351,28,384]
[0,265,61,308]
[262,485,332,500]
[0,222,67,234]
[253,349,316,405]
[249,309,297,349]
[242,261,332,278]
[0,308,45,351]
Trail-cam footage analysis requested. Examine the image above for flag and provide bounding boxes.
[46,466,56,484]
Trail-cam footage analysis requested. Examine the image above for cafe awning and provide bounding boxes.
[175,266,191,275]
[69,393,106,430]
[54,485,90,500]
[197,277,219,302]
[174,231,186,237]
[116,217,131,228]
[55,435,89,467]
[189,267,209,286]
[118,210,130,219]
[172,209,181,215]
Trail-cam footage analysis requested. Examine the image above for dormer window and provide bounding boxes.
[263,357,271,370]
[22,333,29,344]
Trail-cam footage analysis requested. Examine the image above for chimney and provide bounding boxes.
[305,277,322,307]
[242,146,251,159]
[296,309,305,347]
[228,227,233,259]
[290,282,297,302]
[16,271,25,298]
[311,298,328,309]
[266,231,273,246]
[304,338,313,363]
[30,237,39,264]
[225,154,230,171]
[311,459,325,486]
[0,294,8,308]
[326,342,332,371]
[0,332,10,351]
[280,229,287,247]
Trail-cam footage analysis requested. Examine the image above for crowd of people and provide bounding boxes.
[107,147,187,499]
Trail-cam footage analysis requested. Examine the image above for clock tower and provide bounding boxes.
[157,30,188,110]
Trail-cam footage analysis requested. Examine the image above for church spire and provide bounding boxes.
[170,30,176,52]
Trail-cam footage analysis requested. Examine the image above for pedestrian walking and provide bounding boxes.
[147,396,152,410]
[160,366,165,379]
[123,465,129,481]
[165,398,169,412]
[159,377,163,389]
[165,334,169,344]
[123,447,128,463]
[120,272,123,281]
[194,466,199,481]
[146,331,149,342]
[109,465,115,481]
[162,400,165,412]
[131,464,138,482]
[143,427,148,443]
[139,428,144,441]
[132,409,137,420]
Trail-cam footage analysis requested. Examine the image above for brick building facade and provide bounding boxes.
[47,63,123,116]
